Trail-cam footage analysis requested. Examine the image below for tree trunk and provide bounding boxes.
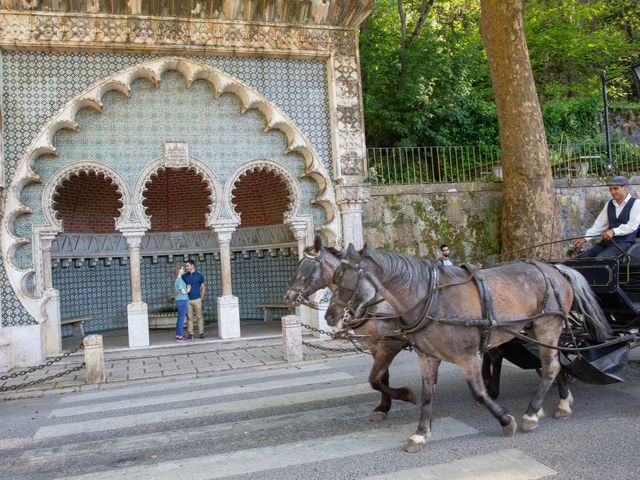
[480,0,557,260]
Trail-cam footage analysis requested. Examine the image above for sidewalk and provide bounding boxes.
[0,326,363,401]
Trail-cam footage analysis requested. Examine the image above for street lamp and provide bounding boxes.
[600,62,640,174]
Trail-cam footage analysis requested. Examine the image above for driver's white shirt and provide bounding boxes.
[584,193,640,240]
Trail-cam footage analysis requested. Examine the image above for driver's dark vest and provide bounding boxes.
[607,197,637,242]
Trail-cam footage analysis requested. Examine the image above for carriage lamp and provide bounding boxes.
[600,62,640,175]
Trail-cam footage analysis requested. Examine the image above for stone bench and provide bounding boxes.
[61,316,90,338]
[148,310,208,329]
[258,304,294,322]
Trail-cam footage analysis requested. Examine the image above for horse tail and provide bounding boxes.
[553,264,611,341]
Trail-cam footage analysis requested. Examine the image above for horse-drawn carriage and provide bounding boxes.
[284,239,639,453]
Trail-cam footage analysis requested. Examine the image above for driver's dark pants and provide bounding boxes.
[577,239,635,259]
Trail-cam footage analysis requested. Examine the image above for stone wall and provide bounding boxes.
[363,179,639,263]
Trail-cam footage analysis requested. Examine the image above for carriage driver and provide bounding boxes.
[573,176,640,258]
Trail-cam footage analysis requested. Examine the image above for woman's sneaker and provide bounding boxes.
[175,336,187,341]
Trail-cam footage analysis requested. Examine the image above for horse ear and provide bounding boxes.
[361,243,368,256]
[313,235,322,253]
[346,243,355,255]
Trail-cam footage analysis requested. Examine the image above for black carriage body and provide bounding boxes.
[563,258,640,329]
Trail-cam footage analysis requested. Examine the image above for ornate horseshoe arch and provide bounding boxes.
[1,56,340,321]
[133,155,223,229]
[41,161,131,233]
[224,159,304,226]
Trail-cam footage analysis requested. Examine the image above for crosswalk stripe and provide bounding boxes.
[364,448,557,480]
[52,417,478,480]
[48,372,353,418]
[34,383,376,439]
[58,363,332,404]
[22,403,397,465]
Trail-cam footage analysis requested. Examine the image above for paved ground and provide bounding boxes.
[2,322,639,402]
[0,323,359,401]
[2,351,640,480]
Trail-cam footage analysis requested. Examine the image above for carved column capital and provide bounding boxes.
[335,184,370,211]
[122,232,145,249]
[213,226,236,245]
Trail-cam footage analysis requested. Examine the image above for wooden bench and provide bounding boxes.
[61,316,90,338]
[258,304,294,322]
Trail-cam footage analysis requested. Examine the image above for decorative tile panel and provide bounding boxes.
[1,51,332,327]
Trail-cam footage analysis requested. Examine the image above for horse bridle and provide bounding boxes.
[334,256,440,333]
[290,251,326,306]
[333,260,390,327]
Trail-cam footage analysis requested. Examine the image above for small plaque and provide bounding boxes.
[164,142,189,167]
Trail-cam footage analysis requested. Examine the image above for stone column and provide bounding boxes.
[123,232,149,347]
[214,226,240,339]
[336,184,370,250]
[288,220,318,333]
[281,315,303,362]
[83,335,105,384]
[40,233,62,356]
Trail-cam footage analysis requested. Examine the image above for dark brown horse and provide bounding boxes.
[325,245,610,452]
[283,239,416,421]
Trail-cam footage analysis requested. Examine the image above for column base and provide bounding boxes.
[127,302,149,348]
[0,332,13,373]
[217,295,241,339]
[43,288,62,355]
[2,325,46,367]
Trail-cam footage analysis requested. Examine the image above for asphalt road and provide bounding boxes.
[1,351,639,480]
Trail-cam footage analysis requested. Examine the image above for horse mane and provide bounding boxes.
[364,248,433,287]
[326,246,342,257]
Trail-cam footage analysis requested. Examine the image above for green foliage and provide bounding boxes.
[360,0,640,148]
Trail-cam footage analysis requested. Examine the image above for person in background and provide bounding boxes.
[573,176,640,258]
[437,244,454,266]
[183,259,207,340]
[173,265,190,341]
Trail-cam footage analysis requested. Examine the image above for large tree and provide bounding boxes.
[480,0,555,258]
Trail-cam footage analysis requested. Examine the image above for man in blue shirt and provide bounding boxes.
[182,260,207,339]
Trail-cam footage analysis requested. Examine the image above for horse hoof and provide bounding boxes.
[553,406,572,420]
[369,411,388,422]
[403,434,427,453]
[501,415,517,437]
[553,393,574,419]
[475,400,483,407]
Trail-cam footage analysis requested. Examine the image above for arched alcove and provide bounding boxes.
[143,168,212,232]
[232,170,291,227]
[52,171,124,233]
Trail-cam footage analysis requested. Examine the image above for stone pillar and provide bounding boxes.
[40,234,62,356]
[123,232,149,348]
[336,184,370,250]
[83,335,105,384]
[281,315,303,363]
[0,332,12,373]
[214,226,240,339]
[289,221,308,260]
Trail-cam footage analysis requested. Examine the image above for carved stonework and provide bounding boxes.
[164,142,189,168]
[0,12,369,56]
[50,225,297,260]
[66,16,96,42]
[331,55,366,178]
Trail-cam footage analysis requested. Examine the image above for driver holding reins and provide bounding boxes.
[573,176,640,258]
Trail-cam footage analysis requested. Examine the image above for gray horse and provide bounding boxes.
[283,238,415,421]
[325,245,610,453]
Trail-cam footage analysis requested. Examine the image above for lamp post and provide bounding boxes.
[600,62,640,174]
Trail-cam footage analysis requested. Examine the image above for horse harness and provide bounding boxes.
[346,258,568,355]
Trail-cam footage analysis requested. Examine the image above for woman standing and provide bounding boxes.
[173,265,190,341]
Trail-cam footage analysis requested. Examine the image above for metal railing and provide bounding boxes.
[367,143,640,185]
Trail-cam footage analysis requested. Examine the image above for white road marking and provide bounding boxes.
[58,363,332,403]
[365,448,557,480]
[35,383,375,439]
[52,418,477,480]
[49,372,352,417]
